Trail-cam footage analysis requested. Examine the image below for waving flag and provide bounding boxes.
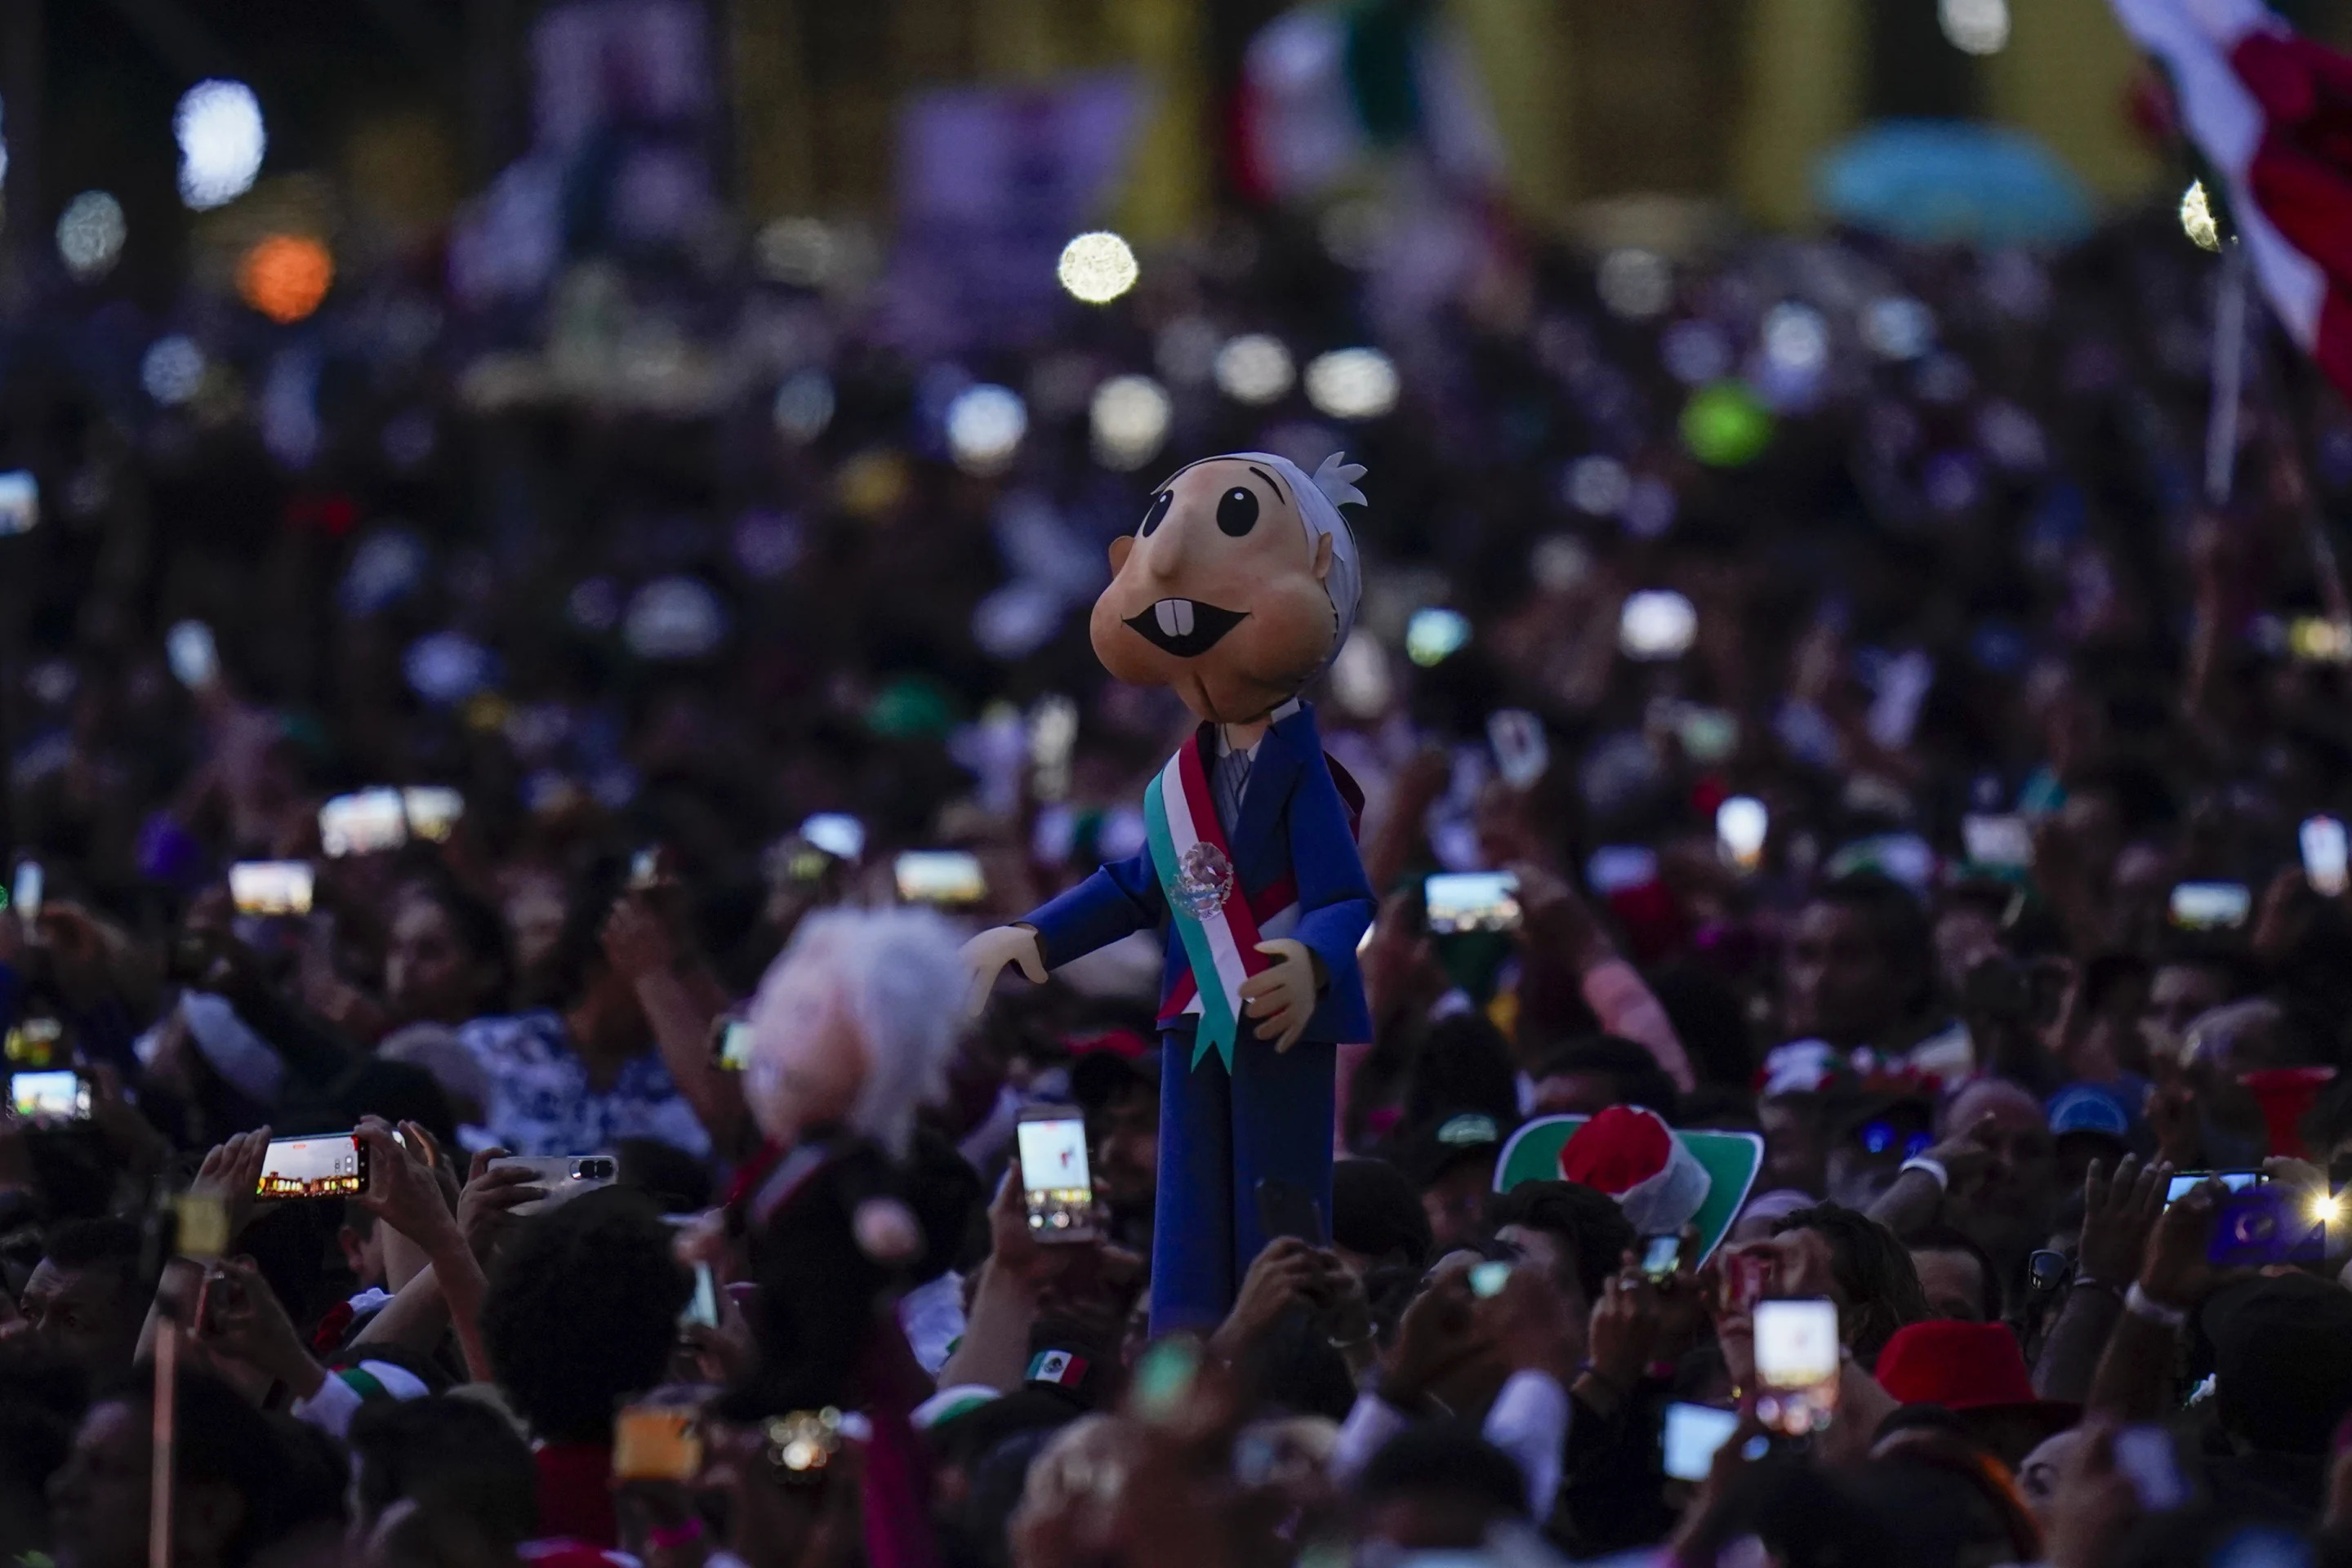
[2110,0,2352,395]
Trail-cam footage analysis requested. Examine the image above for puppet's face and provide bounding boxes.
[1089,457,1337,724]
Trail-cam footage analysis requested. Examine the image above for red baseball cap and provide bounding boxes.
[1873,1321,2078,1432]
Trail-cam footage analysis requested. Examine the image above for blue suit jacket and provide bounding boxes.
[1024,701,1374,1044]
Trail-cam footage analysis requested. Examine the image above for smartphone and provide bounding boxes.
[9,1071,87,1125]
[1962,813,2034,871]
[2166,1169,2265,1205]
[1486,710,1549,791]
[402,786,464,844]
[257,1134,368,1199]
[1753,1298,1842,1437]
[2113,1425,2190,1512]
[1254,1178,1326,1247]
[2169,882,2252,931]
[680,1261,719,1330]
[229,861,314,918]
[1642,1234,1684,1281]
[1015,1107,1095,1241]
[0,471,39,537]
[1468,1260,1513,1299]
[1423,871,1521,937]
[193,1266,243,1337]
[612,1405,702,1482]
[1663,1402,1741,1482]
[166,621,219,690]
[895,849,987,908]
[9,862,40,925]
[2289,615,2352,663]
[2207,1184,2328,1267]
[714,1018,755,1072]
[4,1018,64,1069]
[488,1154,620,1215]
[318,789,408,858]
[2305,816,2350,897]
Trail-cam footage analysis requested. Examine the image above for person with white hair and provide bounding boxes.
[963,451,1378,1334]
[725,906,964,1417]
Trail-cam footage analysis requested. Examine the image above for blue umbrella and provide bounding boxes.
[1815,119,2096,247]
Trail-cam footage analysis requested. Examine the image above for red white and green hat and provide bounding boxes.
[1494,1107,1763,1265]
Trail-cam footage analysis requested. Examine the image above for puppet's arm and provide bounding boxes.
[1245,762,1375,1049]
[962,852,1165,1016]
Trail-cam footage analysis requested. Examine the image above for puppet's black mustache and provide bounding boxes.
[1124,599,1247,658]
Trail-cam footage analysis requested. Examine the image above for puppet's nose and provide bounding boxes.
[1142,516,1195,583]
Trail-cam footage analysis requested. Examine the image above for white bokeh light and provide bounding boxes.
[1089,375,1172,471]
[141,336,206,404]
[175,81,265,210]
[1940,0,2010,55]
[1056,231,1138,305]
[56,193,125,283]
[1304,348,1399,420]
[946,384,1027,475]
[1214,334,1294,404]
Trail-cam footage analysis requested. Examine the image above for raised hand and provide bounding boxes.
[2076,1155,2169,1290]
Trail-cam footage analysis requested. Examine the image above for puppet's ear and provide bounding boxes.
[1311,530,1334,582]
[1108,534,1134,575]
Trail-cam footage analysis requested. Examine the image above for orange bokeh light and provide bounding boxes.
[237,234,333,323]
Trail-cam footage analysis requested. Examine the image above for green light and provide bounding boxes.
[1682,381,1774,468]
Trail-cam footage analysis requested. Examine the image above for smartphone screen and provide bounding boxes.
[715,1019,754,1072]
[612,1407,702,1481]
[2207,1184,2328,1267]
[402,786,464,844]
[10,1071,87,1125]
[2305,816,2350,897]
[2169,882,2252,931]
[1468,1260,1512,1299]
[2166,1170,2265,1205]
[1486,709,1549,791]
[318,790,408,858]
[257,1134,367,1198]
[680,1262,719,1330]
[1753,1298,1841,1437]
[1016,1113,1094,1240]
[0,471,39,537]
[9,862,41,925]
[1962,813,2034,870]
[229,861,314,918]
[1423,871,1521,936]
[1662,1402,1741,1482]
[1642,1234,1683,1280]
[896,850,987,907]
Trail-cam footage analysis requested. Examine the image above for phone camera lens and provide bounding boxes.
[580,1158,616,1181]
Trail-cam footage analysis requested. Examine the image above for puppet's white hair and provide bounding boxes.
[744,906,965,1156]
[1231,450,1365,663]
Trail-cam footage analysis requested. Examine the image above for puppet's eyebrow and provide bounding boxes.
[1246,465,1286,502]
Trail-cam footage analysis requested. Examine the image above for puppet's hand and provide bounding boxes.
[960,924,1047,1017]
[1241,939,1320,1053]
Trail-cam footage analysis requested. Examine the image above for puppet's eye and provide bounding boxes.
[1139,492,1174,537]
[1216,487,1258,537]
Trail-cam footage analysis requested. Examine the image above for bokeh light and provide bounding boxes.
[1214,334,1294,404]
[141,336,206,405]
[1304,347,1399,419]
[1681,381,1774,466]
[1565,456,1630,516]
[56,192,125,283]
[175,80,265,210]
[946,384,1027,475]
[1940,0,2010,55]
[2181,180,2223,252]
[1089,375,1172,470]
[1717,797,1769,871]
[1862,297,1936,360]
[238,234,333,323]
[1762,303,1829,374]
[1405,608,1471,667]
[772,370,835,443]
[1056,231,1138,305]
[1619,590,1698,660]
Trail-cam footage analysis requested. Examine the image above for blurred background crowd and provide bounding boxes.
[3,0,2352,1566]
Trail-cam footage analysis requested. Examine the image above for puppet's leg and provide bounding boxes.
[1228,1036,1338,1282]
[1148,1031,1236,1336]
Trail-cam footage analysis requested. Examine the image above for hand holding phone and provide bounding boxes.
[1423,871,1521,936]
[896,849,987,907]
[1753,1298,1841,1437]
[256,1133,368,1199]
[1015,1108,1095,1241]
[8,1071,88,1126]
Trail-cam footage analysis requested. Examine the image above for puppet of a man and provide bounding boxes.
[964,452,1375,1331]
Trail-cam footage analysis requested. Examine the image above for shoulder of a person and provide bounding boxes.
[456,1009,564,1056]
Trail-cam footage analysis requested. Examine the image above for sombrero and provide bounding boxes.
[1493,1112,1764,1266]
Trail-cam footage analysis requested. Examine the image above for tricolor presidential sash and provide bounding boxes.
[1143,739,1270,1071]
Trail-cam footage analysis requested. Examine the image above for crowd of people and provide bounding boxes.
[7,57,2352,1563]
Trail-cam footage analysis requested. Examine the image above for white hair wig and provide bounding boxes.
[1230,450,1366,659]
[743,906,966,1156]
